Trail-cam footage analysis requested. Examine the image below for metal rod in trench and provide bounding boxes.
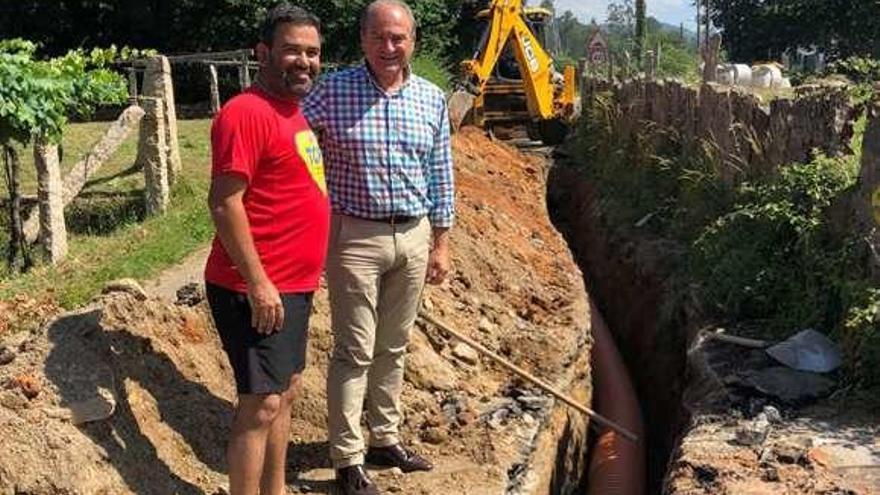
[417,311,639,443]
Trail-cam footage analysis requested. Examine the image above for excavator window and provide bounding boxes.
[478,11,550,82]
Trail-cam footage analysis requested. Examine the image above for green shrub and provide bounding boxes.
[570,89,878,388]
[412,52,452,92]
[827,56,880,104]
[841,287,880,388]
[693,154,859,332]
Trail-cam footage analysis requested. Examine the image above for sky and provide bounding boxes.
[550,0,697,29]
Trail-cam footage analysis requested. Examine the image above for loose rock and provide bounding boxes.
[405,344,458,391]
[452,343,480,365]
[101,278,148,301]
[0,347,15,366]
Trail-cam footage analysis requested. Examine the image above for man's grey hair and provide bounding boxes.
[360,0,417,36]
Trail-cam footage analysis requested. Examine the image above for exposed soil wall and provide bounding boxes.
[0,129,594,494]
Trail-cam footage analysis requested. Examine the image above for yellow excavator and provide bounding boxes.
[449,0,578,145]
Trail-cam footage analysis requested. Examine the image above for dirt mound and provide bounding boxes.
[0,128,589,494]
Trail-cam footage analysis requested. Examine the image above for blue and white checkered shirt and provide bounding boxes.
[302,64,455,228]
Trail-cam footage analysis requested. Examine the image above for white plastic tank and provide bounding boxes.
[716,64,735,85]
[731,64,752,86]
[716,63,752,86]
[752,64,784,88]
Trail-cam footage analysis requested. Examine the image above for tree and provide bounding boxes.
[607,0,635,33]
[709,0,880,62]
[0,1,470,64]
[555,11,590,61]
[0,40,126,270]
[635,0,646,68]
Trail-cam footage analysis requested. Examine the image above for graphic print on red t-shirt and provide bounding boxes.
[204,87,330,293]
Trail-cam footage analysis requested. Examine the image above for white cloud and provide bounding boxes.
[548,0,697,28]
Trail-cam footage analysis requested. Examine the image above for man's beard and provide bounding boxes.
[281,70,313,97]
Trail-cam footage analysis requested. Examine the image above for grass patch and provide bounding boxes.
[0,118,213,309]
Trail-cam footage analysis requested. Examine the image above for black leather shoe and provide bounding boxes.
[336,465,380,495]
[366,444,434,473]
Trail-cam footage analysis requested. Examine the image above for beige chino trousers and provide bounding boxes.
[326,213,431,468]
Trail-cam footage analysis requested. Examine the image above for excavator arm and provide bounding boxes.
[449,0,577,144]
[461,0,557,120]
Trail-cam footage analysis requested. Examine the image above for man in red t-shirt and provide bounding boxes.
[203,4,328,494]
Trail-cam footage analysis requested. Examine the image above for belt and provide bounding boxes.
[357,214,419,224]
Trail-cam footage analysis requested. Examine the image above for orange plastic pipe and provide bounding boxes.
[587,299,646,495]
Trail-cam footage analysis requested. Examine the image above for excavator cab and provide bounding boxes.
[487,8,552,81]
[451,1,577,145]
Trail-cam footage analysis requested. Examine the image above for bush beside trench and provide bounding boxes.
[568,82,880,391]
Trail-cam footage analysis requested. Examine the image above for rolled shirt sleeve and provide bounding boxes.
[427,97,455,228]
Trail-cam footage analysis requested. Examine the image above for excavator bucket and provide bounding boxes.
[447,90,476,132]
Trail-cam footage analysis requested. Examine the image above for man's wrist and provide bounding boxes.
[431,227,450,250]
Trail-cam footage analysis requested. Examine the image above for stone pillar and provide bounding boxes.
[141,55,181,185]
[127,68,138,105]
[209,64,221,114]
[140,97,169,216]
[23,105,145,244]
[33,138,67,264]
[238,58,251,91]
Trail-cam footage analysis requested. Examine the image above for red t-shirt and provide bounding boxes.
[204,87,330,293]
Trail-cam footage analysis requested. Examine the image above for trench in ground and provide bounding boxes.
[544,158,690,494]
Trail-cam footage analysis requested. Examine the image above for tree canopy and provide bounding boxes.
[710,0,880,63]
[0,0,484,63]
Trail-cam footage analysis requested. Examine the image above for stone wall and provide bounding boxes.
[583,78,857,182]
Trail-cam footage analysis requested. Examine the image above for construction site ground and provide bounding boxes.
[1,127,877,494]
[0,128,590,494]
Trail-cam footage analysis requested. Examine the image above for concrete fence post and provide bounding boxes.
[33,138,67,264]
[140,97,169,216]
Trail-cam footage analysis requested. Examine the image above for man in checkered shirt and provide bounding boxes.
[302,1,454,493]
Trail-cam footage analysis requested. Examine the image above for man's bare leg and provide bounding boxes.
[228,393,283,495]
[260,376,300,495]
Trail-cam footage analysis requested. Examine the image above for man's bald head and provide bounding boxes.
[360,0,416,36]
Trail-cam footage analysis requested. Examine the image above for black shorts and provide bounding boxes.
[206,282,312,395]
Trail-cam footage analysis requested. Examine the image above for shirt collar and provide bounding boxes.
[361,62,412,96]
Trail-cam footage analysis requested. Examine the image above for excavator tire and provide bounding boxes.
[539,118,569,145]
